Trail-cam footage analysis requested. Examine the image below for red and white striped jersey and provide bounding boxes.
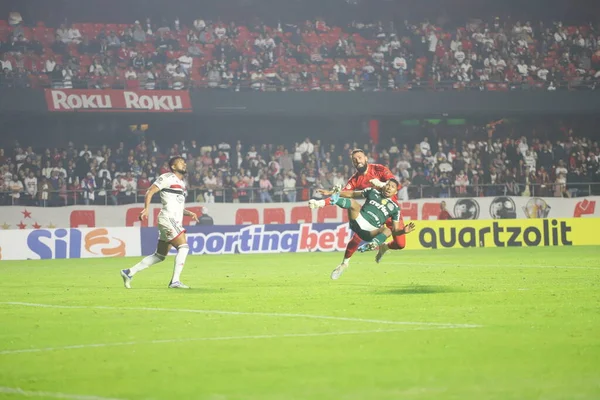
[152,172,187,222]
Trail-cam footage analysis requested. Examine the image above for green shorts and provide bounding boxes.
[349,213,379,241]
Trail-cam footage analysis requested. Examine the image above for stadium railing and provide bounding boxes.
[6,73,597,92]
[1,183,599,206]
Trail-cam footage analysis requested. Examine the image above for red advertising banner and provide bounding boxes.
[44,89,192,113]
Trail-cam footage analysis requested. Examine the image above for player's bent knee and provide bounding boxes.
[394,236,406,249]
[154,252,167,261]
[176,243,189,254]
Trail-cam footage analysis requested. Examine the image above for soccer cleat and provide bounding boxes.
[308,199,326,209]
[375,243,389,264]
[331,184,342,194]
[330,263,349,280]
[358,241,379,253]
[120,269,132,289]
[168,281,190,289]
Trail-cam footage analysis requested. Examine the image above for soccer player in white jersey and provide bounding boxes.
[120,156,198,289]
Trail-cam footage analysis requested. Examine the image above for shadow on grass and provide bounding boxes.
[373,285,463,295]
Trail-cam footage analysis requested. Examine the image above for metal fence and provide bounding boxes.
[31,76,597,92]
[6,64,596,92]
[1,182,599,206]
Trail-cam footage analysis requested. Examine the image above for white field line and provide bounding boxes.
[0,386,124,400]
[207,258,600,269]
[385,262,600,270]
[0,302,482,328]
[218,258,600,270]
[0,327,447,356]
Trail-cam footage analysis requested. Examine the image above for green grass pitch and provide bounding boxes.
[1,246,599,400]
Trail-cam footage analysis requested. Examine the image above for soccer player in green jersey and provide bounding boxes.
[309,178,415,251]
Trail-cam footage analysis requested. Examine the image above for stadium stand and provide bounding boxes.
[1,2,599,204]
[0,13,599,91]
[1,118,599,205]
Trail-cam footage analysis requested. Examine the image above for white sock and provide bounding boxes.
[342,257,350,265]
[129,253,165,276]
[171,244,189,283]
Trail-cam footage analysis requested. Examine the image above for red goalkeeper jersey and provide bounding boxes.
[344,164,400,203]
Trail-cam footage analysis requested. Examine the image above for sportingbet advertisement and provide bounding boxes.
[141,224,354,256]
[1,219,598,260]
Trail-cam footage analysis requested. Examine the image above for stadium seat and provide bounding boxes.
[70,210,96,228]
[236,209,260,225]
[290,207,312,224]
[124,79,140,90]
[316,206,339,224]
[264,208,285,224]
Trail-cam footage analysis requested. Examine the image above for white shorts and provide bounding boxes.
[157,214,186,243]
[355,213,379,232]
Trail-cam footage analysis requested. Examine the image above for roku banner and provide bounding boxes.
[44,89,192,112]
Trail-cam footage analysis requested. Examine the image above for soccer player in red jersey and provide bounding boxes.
[314,149,407,279]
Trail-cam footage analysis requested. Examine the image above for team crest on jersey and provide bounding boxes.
[345,184,352,190]
[387,202,395,211]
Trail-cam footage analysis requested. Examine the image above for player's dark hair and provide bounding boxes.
[351,148,366,156]
[168,156,185,171]
[388,178,400,187]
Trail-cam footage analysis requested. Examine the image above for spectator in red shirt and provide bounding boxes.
[299,173,311,201]
[137,172,151,197]
[159,162,170,175]
[438,201,453,220]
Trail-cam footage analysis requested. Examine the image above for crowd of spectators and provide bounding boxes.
[1,11,600,91]
[1,121,599,206]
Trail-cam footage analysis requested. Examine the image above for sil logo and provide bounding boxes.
[27,228,126,259]
[84,228,126,257]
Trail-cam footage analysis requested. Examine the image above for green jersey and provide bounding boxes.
[360,187,401,228]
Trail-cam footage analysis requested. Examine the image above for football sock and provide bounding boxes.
[171,244,189,283]
[343,234,362,261]
[129,253,165,276]
[332,197,352,209]
[371,232,388,246]
[388,234,406,250]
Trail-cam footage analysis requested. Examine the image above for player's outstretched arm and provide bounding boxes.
[139,184,160,221]
[316,188,331,196]
[338,190,364,199]
[392,221,416,236]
